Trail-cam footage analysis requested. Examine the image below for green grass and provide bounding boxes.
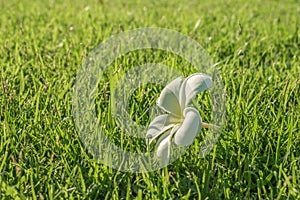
[0,0,299,199]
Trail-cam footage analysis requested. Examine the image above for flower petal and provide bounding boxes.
[157,76,183,116]
[156,124,180,167]
[146,114,181,146]
[179,73,213,109]
[155,131,171,167]
[174,107,202,146]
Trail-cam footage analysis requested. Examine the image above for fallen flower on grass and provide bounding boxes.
[146,73,217,166]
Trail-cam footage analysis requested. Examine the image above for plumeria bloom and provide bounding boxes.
[146,73,214,166]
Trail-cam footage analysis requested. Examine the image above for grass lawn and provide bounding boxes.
[0,0,299,199]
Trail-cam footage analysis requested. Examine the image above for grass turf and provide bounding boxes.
[0,0,299,199]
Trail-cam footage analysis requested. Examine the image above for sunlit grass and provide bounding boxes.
[0,0,299,199]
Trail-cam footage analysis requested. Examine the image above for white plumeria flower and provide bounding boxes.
[146,73,213,166]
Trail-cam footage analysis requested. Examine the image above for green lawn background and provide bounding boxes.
[0,0,299,199]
